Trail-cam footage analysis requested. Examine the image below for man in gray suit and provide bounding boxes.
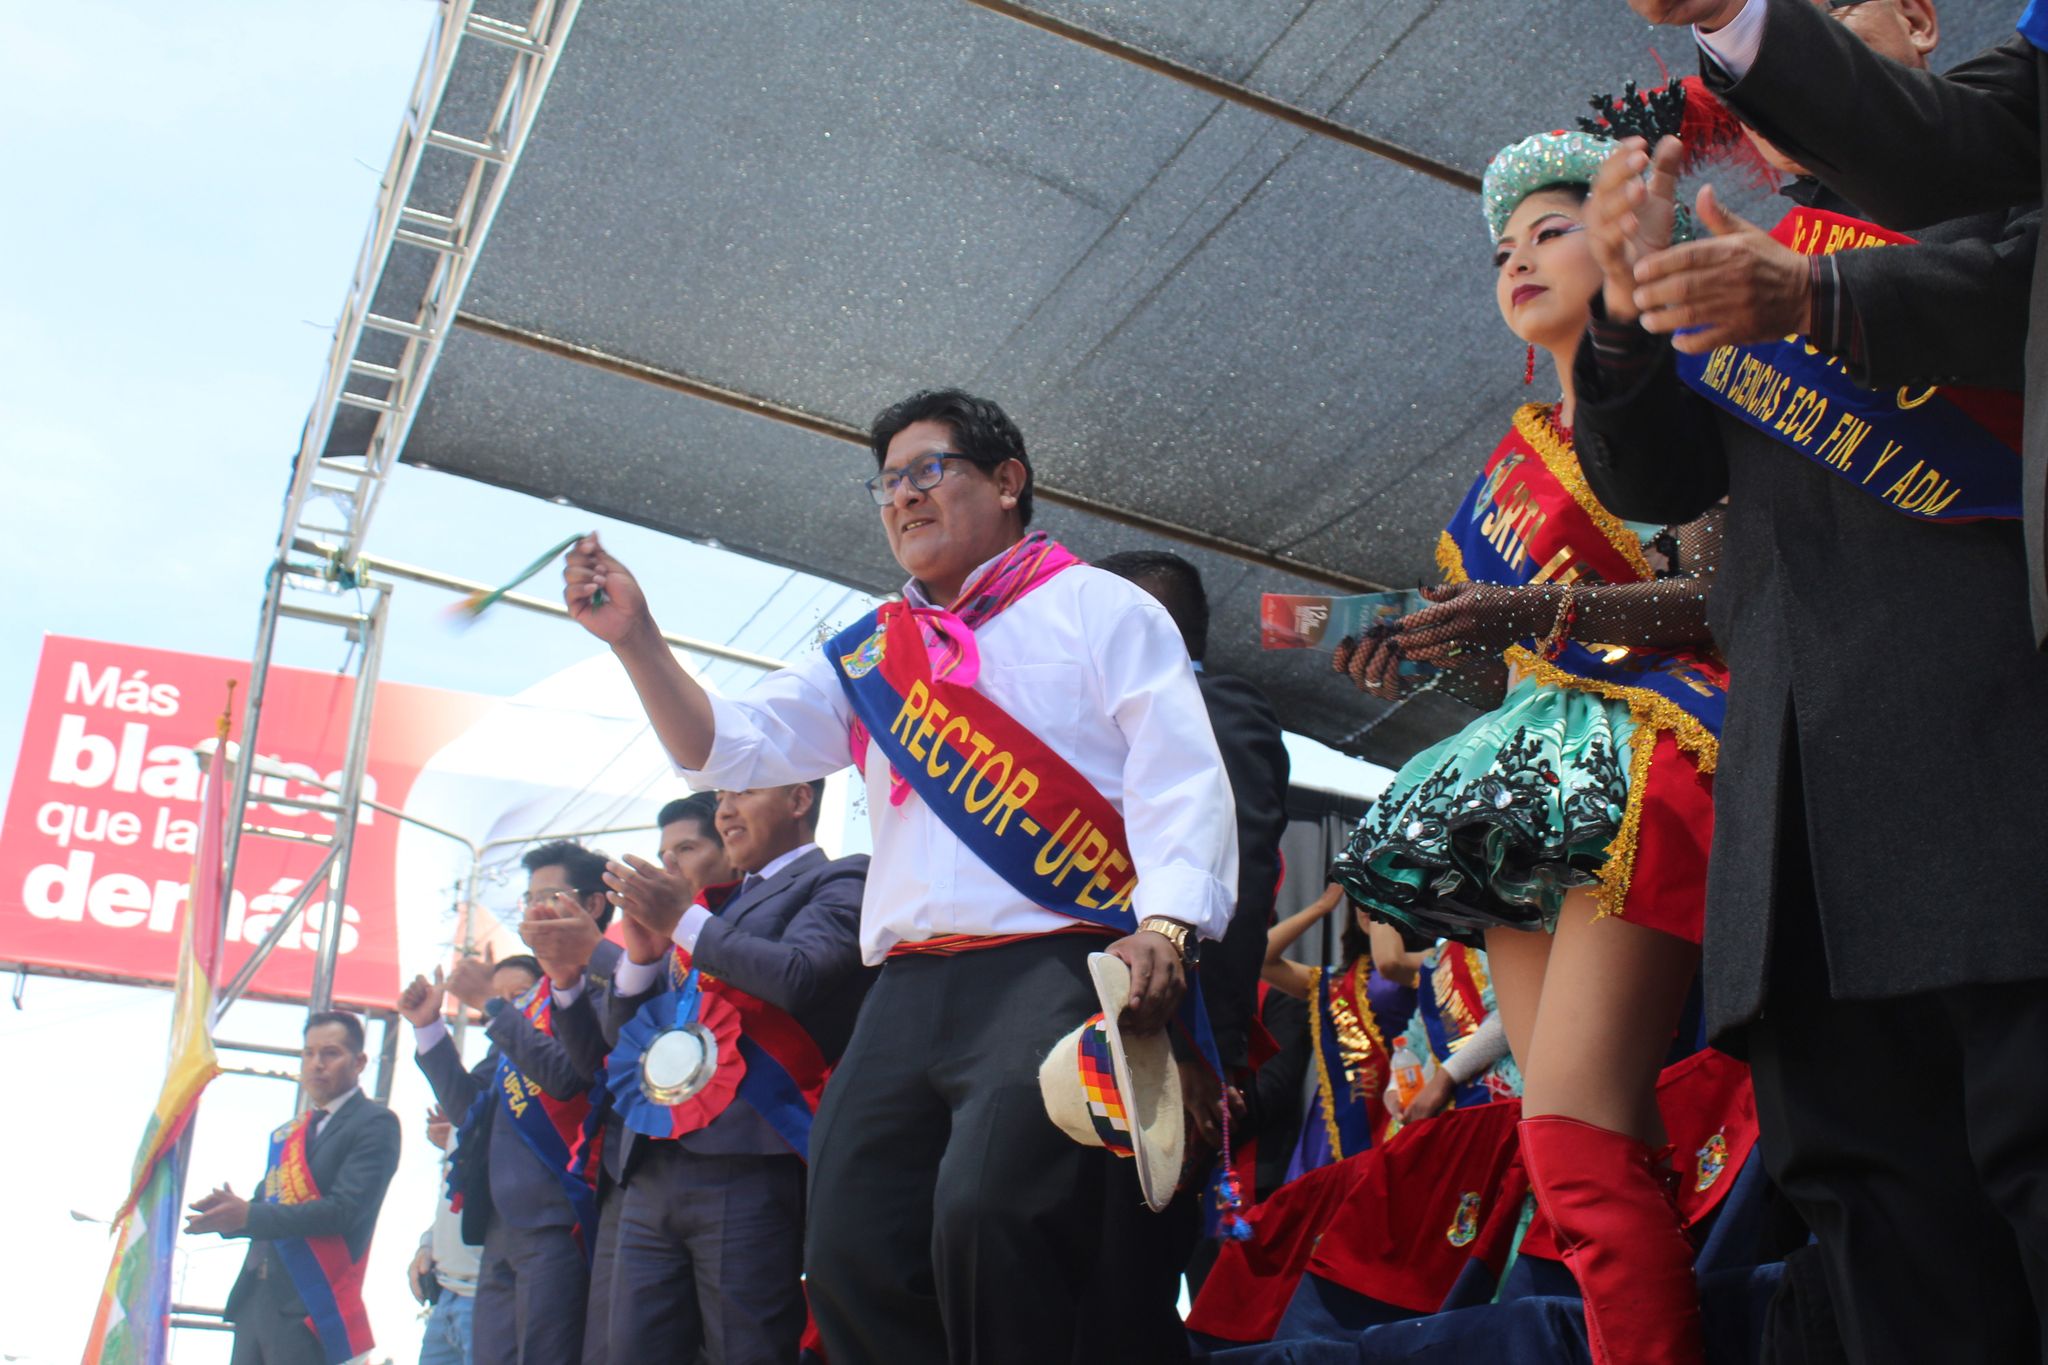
[188,1011,401,1365]
[399,842,622,1365]
[595,783,872,1364]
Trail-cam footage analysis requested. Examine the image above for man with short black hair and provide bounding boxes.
[189,1011,401,1365]
[399,841,622,1365]
[593,781,868,1363]
[564,387,1237,1360]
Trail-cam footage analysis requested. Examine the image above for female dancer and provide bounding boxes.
[1330,101,1736,1365]
[1260,882,1427,1174]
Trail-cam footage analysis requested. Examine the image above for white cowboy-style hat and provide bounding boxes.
[1039,952,1184,1212]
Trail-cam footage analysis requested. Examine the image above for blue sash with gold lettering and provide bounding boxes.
[827,602,1139,930]
[1674,205,2022,522]
[1440,406,1726,759]
[452,981,600,1260]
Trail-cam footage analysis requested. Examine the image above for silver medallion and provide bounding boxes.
[639,1022,719,1105]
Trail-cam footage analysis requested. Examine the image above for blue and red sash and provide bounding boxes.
[1674,205,2022,523]
[453,981,601,1259]
[828,601,1141,930]
[1439,406,1727,764]
[1417,948,1494,1113]
[605,938,833,1159]
[259,1114,374,1364]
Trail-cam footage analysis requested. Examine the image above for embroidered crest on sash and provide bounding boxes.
[1695,1130,1729,1192]
[840,628,887,678]
[1446,1191,1483,1248]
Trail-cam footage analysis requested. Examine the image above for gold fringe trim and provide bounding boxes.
[1510,404,1656,582]
[1502,644,1720,774]
[1434,948,1486,1036]
[1331,959,1390,1092]
[1591,720,1661,919]
[1436,531,1470,585]
[1306,966,1348,1160]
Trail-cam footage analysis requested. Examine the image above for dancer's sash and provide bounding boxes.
[1673,205,2022,522]
[827,603,1140,931]
[482,981,599,1258]
[1439,406,1726,758]
[1418,948,1492,1113]
[1307,961,1394,1161]
[259,1115,374,1364]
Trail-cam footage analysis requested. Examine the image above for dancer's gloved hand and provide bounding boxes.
[1396,582,1552,664]
[1332,631,1406,701]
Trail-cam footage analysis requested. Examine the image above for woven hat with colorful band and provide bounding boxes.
[1482,76,1766,245]
[1039,952,1184,1211]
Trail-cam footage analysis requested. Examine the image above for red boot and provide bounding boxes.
[1518,1114,1704,1365]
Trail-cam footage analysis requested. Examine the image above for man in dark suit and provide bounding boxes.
[1572,17,2048,1352]
[595,782,872,1363]
[1624,0,2048,641]
[187,1011,402,1365]
[1092,549,1293,1360]
[399,841,622,1365]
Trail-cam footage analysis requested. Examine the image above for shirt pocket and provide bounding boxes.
[974,660,1089,752]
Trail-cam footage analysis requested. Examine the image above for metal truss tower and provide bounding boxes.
[217,0,585,1023]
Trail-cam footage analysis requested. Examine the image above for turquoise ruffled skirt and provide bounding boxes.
[1335,674,1634,944]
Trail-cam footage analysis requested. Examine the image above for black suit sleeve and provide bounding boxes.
[1197,678,1291,1073]
[484,1003,596,1102]
[548,987,610,1079]
[691,863,869,1016]
[413,1034,486,1117]
[1574,314,1732,525]
[1709,0,2038,227]
[242,1105,401,1244]
[1834,208,2038,391]
[603,976,661,1050]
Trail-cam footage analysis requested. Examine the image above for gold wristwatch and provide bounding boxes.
[1137,916,1198,968]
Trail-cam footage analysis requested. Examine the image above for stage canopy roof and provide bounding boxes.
[327,0,2015,763]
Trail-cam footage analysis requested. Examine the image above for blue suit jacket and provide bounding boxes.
[603,847,874,1167]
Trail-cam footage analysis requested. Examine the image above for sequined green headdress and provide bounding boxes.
[1482,77,1758,244]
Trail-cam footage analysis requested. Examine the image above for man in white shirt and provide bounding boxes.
[564,387,1238,1362]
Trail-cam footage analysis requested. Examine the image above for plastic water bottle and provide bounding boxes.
[1389,1036,1426,1114]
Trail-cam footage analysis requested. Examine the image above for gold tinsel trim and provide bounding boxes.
[1436,531,1470,585]
[1306,966,1348,1160]
[1510,403,1656,582]
[1434,948,1485,1036]
[1592,720,1662,919]
[1502,644,1720,774]
[1331,959,1390,1093]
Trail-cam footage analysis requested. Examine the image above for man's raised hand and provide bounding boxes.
[1587,137,1684,324]
[444,947,497,1012]
[563,533,653,645]
[519,893,603,985]
[398,969,447,1028]
[604,855,692,938]
[1633,184,1810,353]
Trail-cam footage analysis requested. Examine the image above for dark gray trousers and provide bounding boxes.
[472,1219,586,1365]
[805,934,1116,1365]
[579,1175,624,1365]
[601,1146,806,1363]
[226,1270,326,1365]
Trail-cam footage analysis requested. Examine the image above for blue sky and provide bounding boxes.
[0,5,1383,1359]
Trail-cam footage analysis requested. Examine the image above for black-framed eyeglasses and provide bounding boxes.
[863,453,975,507]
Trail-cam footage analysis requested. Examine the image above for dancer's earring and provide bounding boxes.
[1523,343,1536,386]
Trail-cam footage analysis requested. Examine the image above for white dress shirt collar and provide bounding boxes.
[746,841,821,888]
[902,543,1019,610]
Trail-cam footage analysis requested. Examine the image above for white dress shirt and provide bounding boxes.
[1695,0,1767,79]
[611,841,822,995]
[679,555,1238,964]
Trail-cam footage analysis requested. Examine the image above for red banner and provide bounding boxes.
[0,636,495,1009]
